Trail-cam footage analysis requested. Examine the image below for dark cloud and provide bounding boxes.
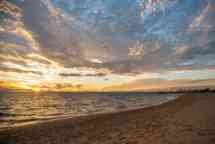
[59,72,106,77]
[48,83,84,90]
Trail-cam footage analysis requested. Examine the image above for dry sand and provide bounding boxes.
[0,92,215,144]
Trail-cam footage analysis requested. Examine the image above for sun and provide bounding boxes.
[32,87,41,92]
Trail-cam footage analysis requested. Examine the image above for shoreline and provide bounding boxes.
[0,94,179,131]
[0,92,215,144]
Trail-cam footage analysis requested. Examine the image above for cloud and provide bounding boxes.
[59,72,106,77]
[0,0,214,91]
[128,41,145,57]
[3,0,213,74]
[189,3,214,32]
[0,1,22,19]
[103,77,215,91]
[0,65,42,75]
[88,58,103,64]
[0,0,40,55]
[175,45,190,56]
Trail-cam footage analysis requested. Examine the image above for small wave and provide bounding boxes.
[0,112,34,117]
[0,118,41,123]
[0,107,10,110]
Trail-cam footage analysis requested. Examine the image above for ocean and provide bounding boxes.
[0,92,178,130]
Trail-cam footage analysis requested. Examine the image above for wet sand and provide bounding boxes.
[0,93,215,144]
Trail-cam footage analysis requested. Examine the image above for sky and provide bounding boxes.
[0,0,215,91]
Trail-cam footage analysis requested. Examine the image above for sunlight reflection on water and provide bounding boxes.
[0,92,178,129]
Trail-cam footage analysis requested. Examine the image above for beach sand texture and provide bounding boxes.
[0,93,215,144]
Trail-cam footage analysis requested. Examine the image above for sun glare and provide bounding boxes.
[32,87,41,92]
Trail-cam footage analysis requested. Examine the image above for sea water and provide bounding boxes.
[0,92,178,129]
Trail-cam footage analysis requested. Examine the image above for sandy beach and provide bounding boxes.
[0,92,215,144]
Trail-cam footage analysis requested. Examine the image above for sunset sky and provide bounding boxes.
[0,0,215,91]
